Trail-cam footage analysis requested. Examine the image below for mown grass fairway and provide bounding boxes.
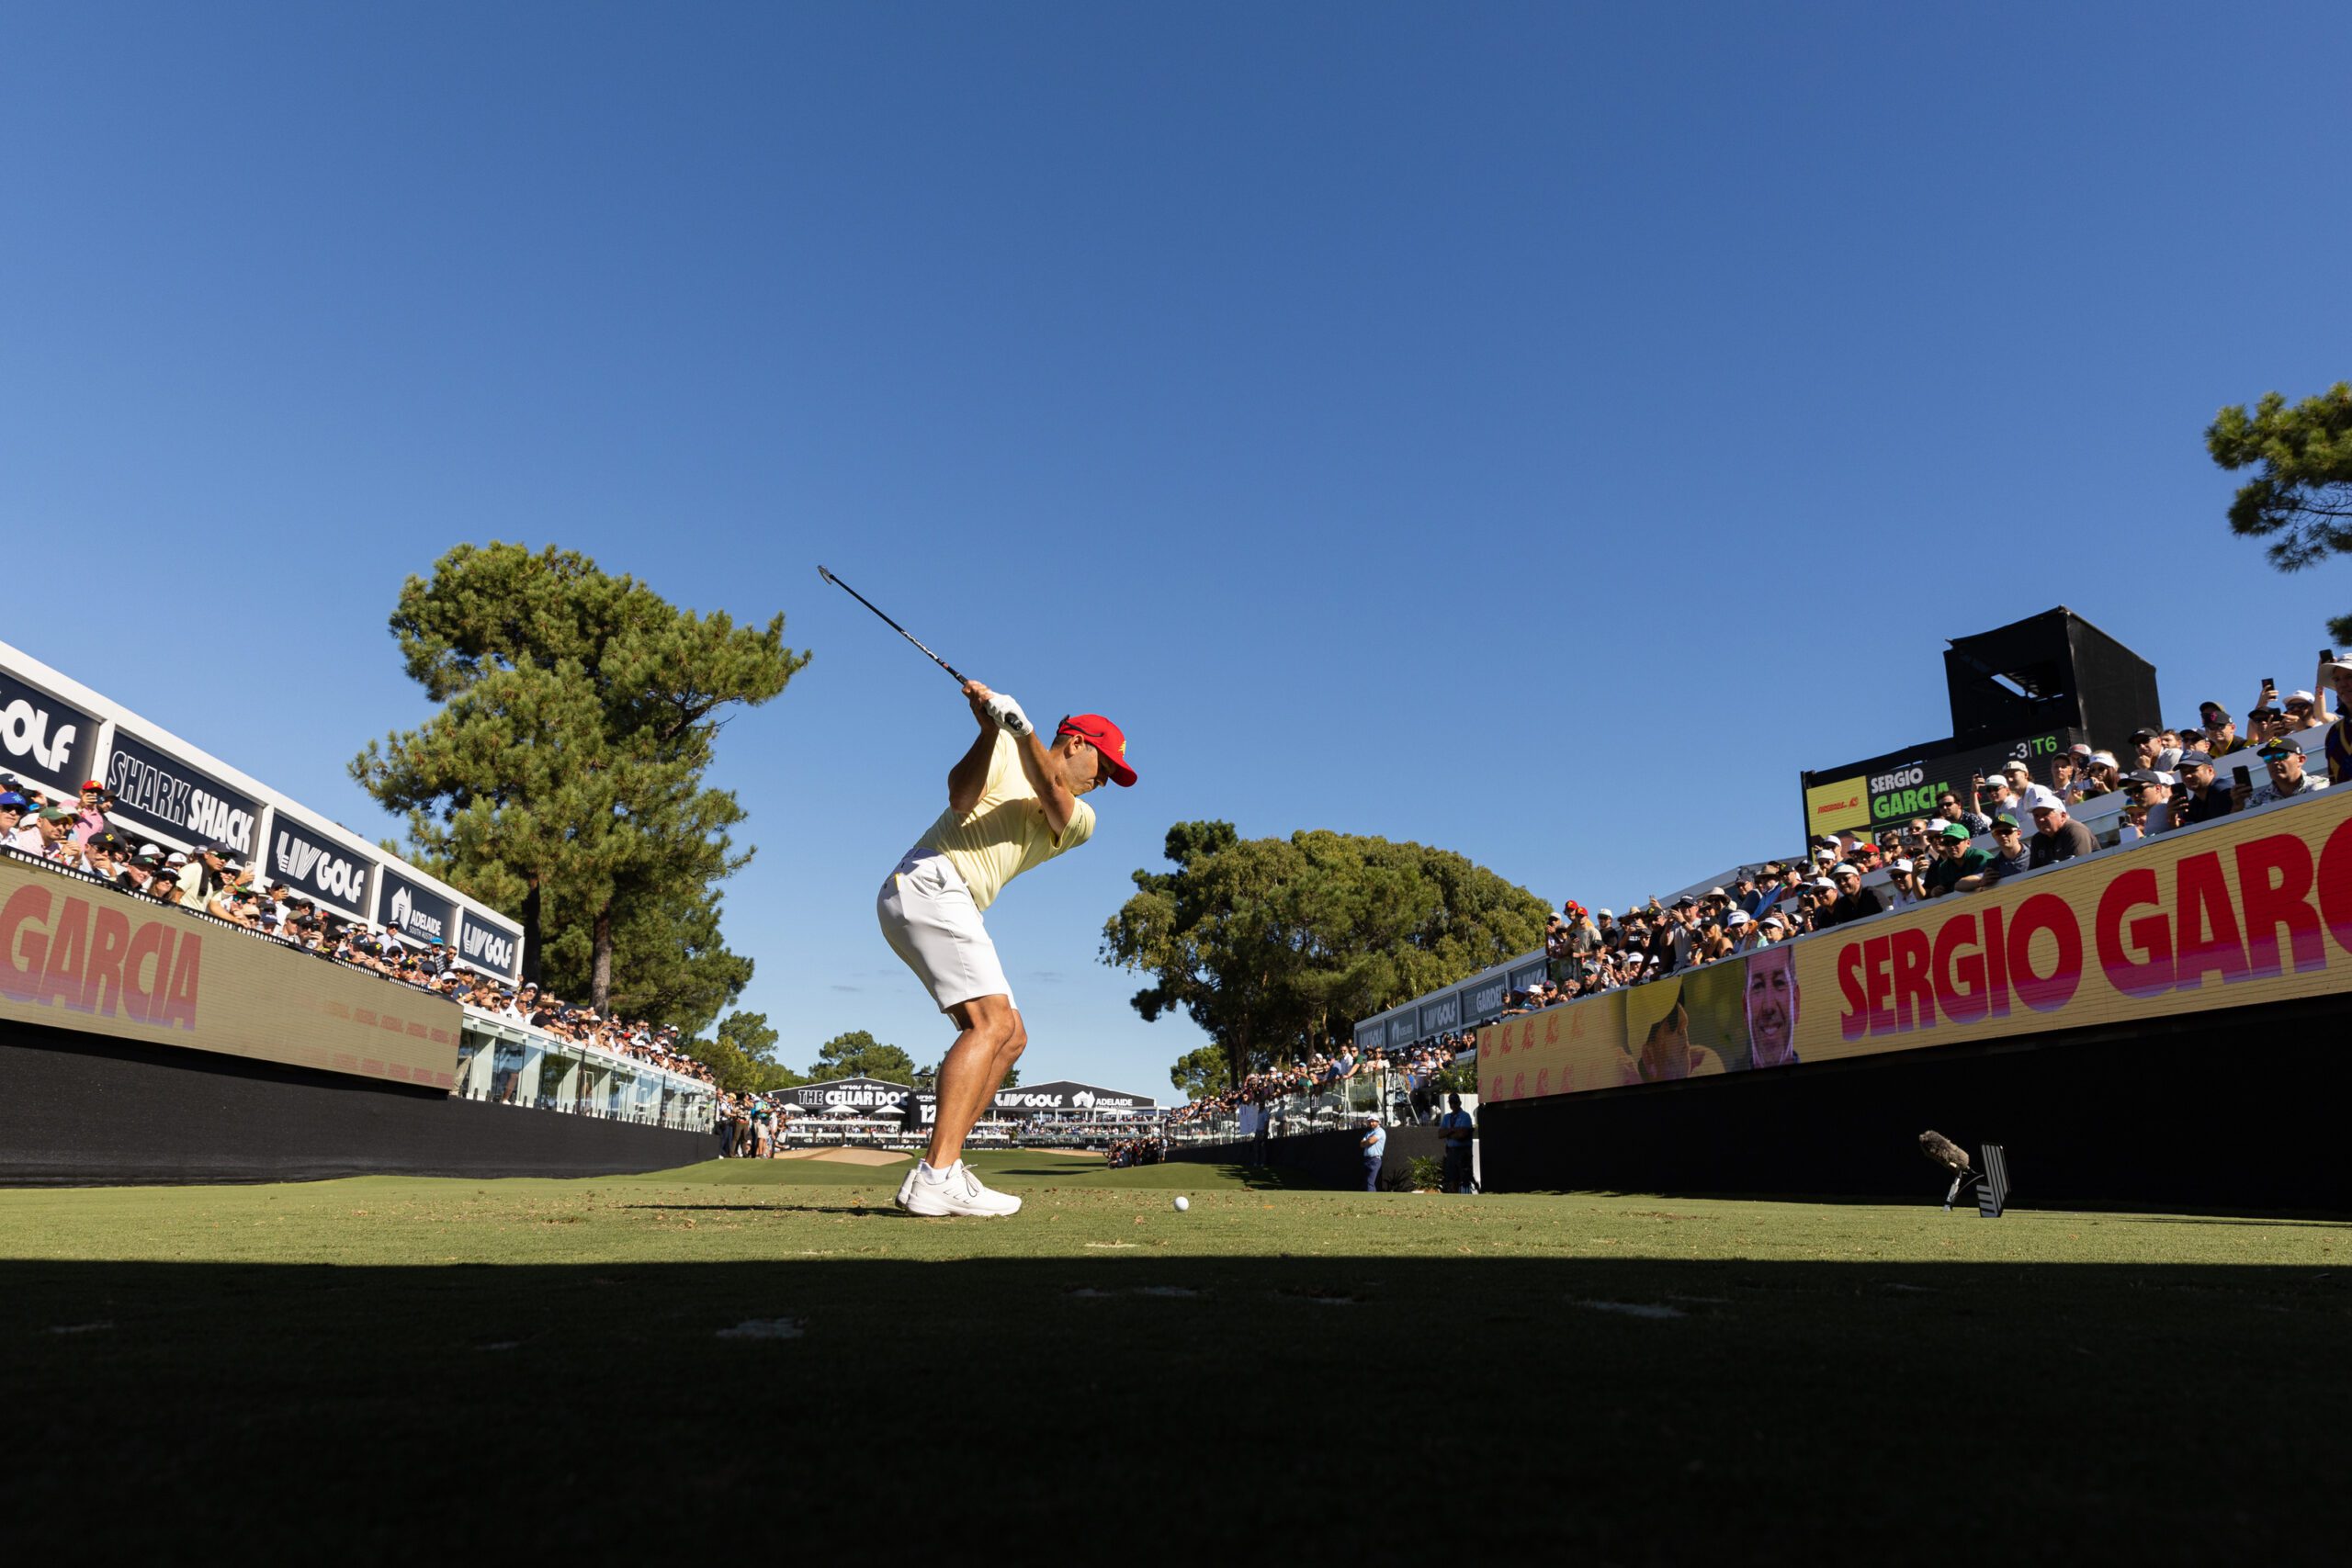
[3,1156,2343,1563]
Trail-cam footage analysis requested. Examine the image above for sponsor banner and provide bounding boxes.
[1507,957,1549,993]
[378,866,454,949]
[1462,973,1510,1025]
[1419,990,1462,1037]
[1804,728,2083,840]
[1354,1015,1387,1052]
[0,666,100,801]
[993,1079,1158,1113]
[103,729,260,858]
[1805,776,1870,839]
[455,908,523,980]
[0,855,459,1086]
[1481,790,2352,1104]
[787,1076,926,1111]
[266,816,376,919]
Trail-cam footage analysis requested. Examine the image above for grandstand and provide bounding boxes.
[1169,614,2352,1207]
[0,637,718,1182]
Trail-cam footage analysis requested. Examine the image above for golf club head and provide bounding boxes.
[817,564,839,585]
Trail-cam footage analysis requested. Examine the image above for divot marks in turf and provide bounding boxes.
[716,1318,805,1340]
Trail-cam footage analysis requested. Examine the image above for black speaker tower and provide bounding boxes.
[1941,608,2160,763]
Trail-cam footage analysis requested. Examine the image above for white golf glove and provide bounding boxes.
[984,693,1033,736]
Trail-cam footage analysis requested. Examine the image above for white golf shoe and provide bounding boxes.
[900,1160,1023,1218]
[894,1165,919,1212]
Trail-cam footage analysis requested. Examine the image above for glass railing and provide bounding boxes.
[1169,1064,1469,1144]
[454,1010,716,1133]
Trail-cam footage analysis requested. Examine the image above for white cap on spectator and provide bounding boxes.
[1726,909,1753,927]
[166,852,188,864]
[1598,908,1612,919]
[2089,750,2117,767]
[2287,690,2316,705]
[1831,863,1857,877]
[1761,913,1788,929]
[1891,857,1914,872]
[2000,758,2031,775]
[1708,886,1726,897]
[1925,818,1950,833]
[2023,784,2064,814]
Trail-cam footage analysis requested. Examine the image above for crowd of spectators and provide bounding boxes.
[0,770,717,1096]
[1167,655,2352,1126]
[1166,1035,1469,1131]
[1515,666,2346,1009]
[1106,1135,1163,1168]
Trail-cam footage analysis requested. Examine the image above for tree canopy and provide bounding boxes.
[1102,821,1548,1089]
[809,1030,920,1085]
[2208,382,2352,641]
[349,543,807,1027]
[686,1010,805,1096]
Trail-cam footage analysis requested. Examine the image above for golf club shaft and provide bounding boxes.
[816,566,967,684]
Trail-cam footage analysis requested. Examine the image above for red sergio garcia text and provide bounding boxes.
[1837,816,2352,1041]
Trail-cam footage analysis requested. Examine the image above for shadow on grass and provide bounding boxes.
[1,1254,2345,1562]
[618,1202,907,1216]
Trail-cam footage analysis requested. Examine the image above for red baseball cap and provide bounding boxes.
[1057,714,1136,786]
[82,779,105,791]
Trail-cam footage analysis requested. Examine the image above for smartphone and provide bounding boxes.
[2234,764,2253,791]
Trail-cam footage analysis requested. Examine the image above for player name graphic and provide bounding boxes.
[1836,824,2352,1041]
[0,884,203,1030]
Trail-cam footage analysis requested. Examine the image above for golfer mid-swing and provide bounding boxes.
[881,680,1135,1217]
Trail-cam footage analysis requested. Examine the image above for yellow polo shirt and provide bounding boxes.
[915,729,1094,913]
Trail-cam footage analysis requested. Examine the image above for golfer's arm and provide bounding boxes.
[1012,730,1079,838]
[945,725,997,814]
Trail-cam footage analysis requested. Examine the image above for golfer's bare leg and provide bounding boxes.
[926,994,1027,1168]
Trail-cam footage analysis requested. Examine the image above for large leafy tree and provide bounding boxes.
[2208,382,2352,641]
[1105,821,1548,1088]
[1168,1044,1232,1100]
[350,543,807,1025]
[687,1010,805,1095]
[809,1030,920,1085]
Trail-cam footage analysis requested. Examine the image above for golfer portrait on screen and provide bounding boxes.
[1745,944,1800,1069]
[1622,976,1726,1083]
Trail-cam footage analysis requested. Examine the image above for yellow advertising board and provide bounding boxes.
[0,858,461,1088]
[1481,787,2352,1103]
[1804,774,1871,838]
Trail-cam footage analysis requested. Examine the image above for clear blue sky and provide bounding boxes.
[5,5,2346,1096]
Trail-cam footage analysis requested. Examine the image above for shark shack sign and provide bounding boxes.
[0,856,459,1086]
[103,730,259,857]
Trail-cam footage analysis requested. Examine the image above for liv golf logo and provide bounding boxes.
[462,919,516,973]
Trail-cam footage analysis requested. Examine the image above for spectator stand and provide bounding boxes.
[455,1010,714,1132]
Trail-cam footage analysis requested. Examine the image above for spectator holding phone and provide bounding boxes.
[2317,653,2352,784]
[2173,754,2232,827]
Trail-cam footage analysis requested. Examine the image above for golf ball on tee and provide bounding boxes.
[1172,1196,1190,1212]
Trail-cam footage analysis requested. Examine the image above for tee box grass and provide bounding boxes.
[0,1153,2342,1563]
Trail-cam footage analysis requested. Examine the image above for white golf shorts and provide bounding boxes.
[877,850,1015,1014]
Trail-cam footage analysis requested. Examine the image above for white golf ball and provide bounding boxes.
[1172,1195,1190,1212]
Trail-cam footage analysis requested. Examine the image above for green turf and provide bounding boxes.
[2,1156,2344,1562]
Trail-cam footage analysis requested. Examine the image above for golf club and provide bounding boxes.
[816,565,967,684]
